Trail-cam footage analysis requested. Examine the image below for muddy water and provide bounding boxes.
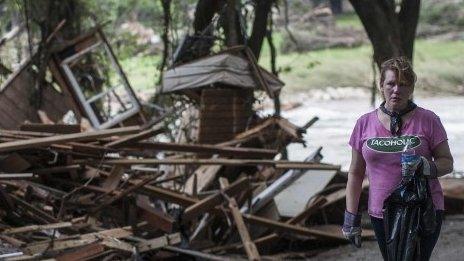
[283,95,463,173]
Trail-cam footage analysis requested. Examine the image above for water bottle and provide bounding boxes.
[401,142,420,177]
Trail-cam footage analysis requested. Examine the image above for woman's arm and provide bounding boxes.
[346,148,366,214]
[432,141,454,177]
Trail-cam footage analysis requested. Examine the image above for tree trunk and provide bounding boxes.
[193,0,223,34]
[222,0,245,47]
[349,0,420,67]
[158,0,171,80]
[248,0,273,59]
[398,0,420,61]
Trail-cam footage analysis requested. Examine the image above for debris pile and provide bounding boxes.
[0,116,371,260]
[1,24,463,261]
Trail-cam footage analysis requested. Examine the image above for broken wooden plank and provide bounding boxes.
[126,141,278,158]
[137,195,174,233]
[226,195,260,261]
[20,124,81,134]
[23,227,132,254]
[101,238,134,252]
[162,246,228,261]
[182,177,250,222]
[10,194,59,223]
[138,233,181,253]
[184,165,222,196]
[274,169,338,217]
[24,238,100,255]
[0,126,140,152]
[103,158,340,170]
[92,176,156,213]
[242,213,344,241]
[1,222,73,235]
[0,235,25,248]
[55,243,105,261]
[0,173,34,180]
[206,197,329,253]
[101,165,125,191]
[301,116,319,130]
[105,124,164,148]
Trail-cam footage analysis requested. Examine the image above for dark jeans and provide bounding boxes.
[370,210,443,261]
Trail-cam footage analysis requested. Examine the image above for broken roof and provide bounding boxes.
[161,53,284,96]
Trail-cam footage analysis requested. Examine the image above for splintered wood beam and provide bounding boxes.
[101,239,134,252]
[162,246,226,261]
[301,116,319,130]
[49,178,120,196]
[105,124,164,148]
[0,173,34,179]
[0,126,140,152]
[205,197,328,253]
[182,177,250,222]
[242,214,345,241]
[10,195,59,223]
[92,176,156,213]
[101,165,125,191]
[94,167,196,207]
[137,196,175,233]
[20,124,81,134]
[227,197,260,261]
[23,227,132,255]
[125,142,278,158]
[1,222,73,235]
[103,158,340,170]
[138,233,181,253]
[69,142,119,155]
[54,243,105,261]
[251,197,327,247]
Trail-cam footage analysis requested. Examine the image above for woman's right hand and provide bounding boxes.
[342,210,362,248]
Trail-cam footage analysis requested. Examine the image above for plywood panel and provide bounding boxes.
[274,169,338,217]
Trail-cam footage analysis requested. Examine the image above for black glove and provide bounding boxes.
[342,210,362,248]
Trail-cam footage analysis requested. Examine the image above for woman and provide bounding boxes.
[342,57,454,260]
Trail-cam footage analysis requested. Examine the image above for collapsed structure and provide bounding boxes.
[1,26,463,261]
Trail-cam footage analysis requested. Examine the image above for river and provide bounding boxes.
[281,94,463,173]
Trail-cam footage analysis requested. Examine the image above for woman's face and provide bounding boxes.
[380,69,414,112]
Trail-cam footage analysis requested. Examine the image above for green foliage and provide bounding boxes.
[119,55,160,90]
[83,0,163,29]
[421,0,464,28]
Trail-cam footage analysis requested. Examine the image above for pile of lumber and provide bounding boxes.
[0,115,427,260]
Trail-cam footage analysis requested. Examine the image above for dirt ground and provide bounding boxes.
[306,214,464,261]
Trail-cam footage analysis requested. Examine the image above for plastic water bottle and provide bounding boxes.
[401,143,420,177]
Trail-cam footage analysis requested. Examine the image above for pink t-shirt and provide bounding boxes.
[349,107,447,218]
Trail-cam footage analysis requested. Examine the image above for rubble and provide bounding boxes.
[1,24,463,261]
[0,117,373,260]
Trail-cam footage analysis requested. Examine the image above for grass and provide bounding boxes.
[120,38,464,96]
[258,39,464,94]
[334,12,364,30]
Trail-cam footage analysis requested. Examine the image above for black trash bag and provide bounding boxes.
[383,171,437,261]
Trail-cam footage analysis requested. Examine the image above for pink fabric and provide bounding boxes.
[349,107,447,218]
